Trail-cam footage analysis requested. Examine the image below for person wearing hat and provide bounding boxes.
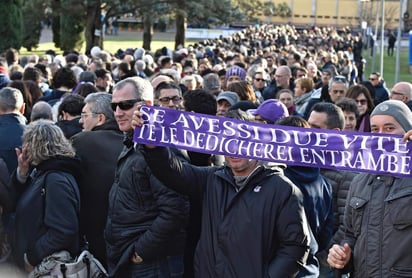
[79,71,97,84]
[328,100,412,277]
[216,91,239,117]
[248,99,289,124]
[225,66,246,87]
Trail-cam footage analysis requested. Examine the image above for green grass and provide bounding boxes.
[20,32,197,56]
[363,49,411,89]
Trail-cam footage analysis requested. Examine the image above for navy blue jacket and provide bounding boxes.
[0,113,25,173]
[285,166,334,277]
[10,156,81,268]
[144,147,310,278]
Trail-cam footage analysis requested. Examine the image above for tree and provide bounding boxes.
[60,0,85,51]
[0,0,23,53]
[51,0,62,48]
[22,0,44,51]
[85,0,103,54]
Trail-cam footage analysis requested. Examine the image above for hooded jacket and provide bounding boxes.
[285,166,334,277]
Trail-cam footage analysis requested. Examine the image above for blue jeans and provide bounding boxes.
[128,255,184,278]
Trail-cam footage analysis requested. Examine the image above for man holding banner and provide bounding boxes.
[133,109,310,277]
[327,100,412,277]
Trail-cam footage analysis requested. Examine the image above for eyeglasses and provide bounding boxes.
[391,91,404,96]
[111,99,144,111]
[356,99,367,105]
[80,112,97,118]
[369,77,377,81]
[158,96,182,104]
[254,78,265,82]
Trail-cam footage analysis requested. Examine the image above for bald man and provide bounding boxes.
[389,81,412,111]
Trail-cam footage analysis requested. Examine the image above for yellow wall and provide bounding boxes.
[260,0,401,29]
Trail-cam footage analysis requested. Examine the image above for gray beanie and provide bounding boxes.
[370,100,412,132]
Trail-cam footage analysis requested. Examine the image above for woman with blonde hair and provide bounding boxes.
[10,120,81,275]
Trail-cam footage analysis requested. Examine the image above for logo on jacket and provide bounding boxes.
[254,186,261,192]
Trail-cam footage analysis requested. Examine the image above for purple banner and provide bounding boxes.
[134,106,412,178]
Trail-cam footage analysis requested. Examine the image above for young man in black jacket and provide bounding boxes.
[133,109,310,278]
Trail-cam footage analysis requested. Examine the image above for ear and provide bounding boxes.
[19,103,26,116]
[97,113,106,125]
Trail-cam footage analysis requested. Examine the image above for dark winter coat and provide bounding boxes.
[342,173,412,277]
[373,82,390,106]
[71,119,124,266]
[0,113,26,174]
[104,135,189,276]
[144,147,310,278]
[285,166,333,277]
[10,156,81,268]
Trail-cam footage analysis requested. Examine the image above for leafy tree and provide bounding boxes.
[22,0,44,51]
[51,0,62,48]
[60,0,85,51]
[0,0,23,53]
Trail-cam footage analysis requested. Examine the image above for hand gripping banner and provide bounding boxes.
[134,106,412,178]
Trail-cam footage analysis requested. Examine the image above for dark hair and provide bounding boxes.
[24,80,43,104]
[58,94,85,118]
[23,67,42,83]
[224,109,254,121]
[52,67,77,89]
[335,97,360,118]
[76,82,98,97]
[345,84,374,114]
[95,68,111,79]
[8,80,32,119]
[311,102,345,130]
[155,82,181,99]
[183,89,216,115]
[276,115,310,128]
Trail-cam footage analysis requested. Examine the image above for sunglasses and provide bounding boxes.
[111,99,144,111]
[356,99,367,105]
[254,78,265,82]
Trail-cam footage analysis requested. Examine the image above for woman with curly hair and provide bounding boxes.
[10,120,81,275]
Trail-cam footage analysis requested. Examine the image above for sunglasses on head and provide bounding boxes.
[111,99,144,111]
[333,75,347,83]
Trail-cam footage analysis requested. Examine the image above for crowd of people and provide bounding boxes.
[0,23,411,277]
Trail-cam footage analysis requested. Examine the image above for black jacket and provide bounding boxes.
[105,135,189,276]
[71,120,124,266]
[144,147,310,278]
[10,156,81,268]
